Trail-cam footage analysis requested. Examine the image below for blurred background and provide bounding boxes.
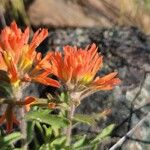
[1,0,150,33]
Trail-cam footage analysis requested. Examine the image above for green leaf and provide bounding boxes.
[43,125,52,139]
[35,121,44,136]
[35,122,46,142]
[50,136,66,147]
[25,110,69,129]
[74,114,96,125]
[58,103,69,110]
[58,92,69,102]
[73,135,86,149]
[0,132,22,149]
[91,124,115,144]
[93,144,98,150]
[52,127,60,137]
[40,143,69,150]
[72,142,95,150]
[27,121,35,143]
[39,143,50,150]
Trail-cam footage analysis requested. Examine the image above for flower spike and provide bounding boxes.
[0,21,60,88]
[50,43,121,102]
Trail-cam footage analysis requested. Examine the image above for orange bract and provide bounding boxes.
[0,21,60,88]
[0,96,36,133]
[51,44,121,91]
[0,105,19,133]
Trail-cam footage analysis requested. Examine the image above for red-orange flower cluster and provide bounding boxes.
[0,22,60,133]
[0,21,60,87]
[50,44,121,92]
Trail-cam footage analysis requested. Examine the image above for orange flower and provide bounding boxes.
[16,96,37,112]
[0,21,60,88]
[0,21,60,133]
[0,96,36,133]
[0,105,19,133]
[50,44,121,101]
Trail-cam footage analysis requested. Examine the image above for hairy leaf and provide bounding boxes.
[0,132,21,149]
[74,114,96,125]
[25,110,69,129]
[73,135,86,149]
[91,124,115,144]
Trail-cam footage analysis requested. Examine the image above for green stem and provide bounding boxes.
[66,102,75,145]
[20,107,27,150]
[15,84,28,150]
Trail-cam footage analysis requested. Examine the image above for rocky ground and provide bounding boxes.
[42,26,150,150]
